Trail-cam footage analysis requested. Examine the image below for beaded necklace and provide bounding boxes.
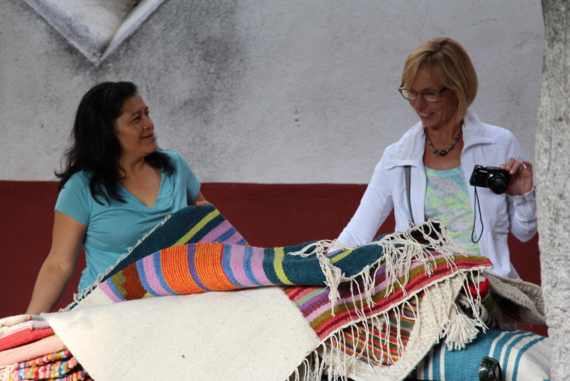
[425,127,461,156]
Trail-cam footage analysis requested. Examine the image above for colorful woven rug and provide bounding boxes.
[9,350,79,381]
[0,336,66,367]
[0,328,55,352]
[41,206,541,381]
[64,206,247,309]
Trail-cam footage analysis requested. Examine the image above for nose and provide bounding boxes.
[143,114,154,130]
[413,96,428,112]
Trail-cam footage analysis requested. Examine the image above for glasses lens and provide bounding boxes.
[401,89,415,101]
[423,93,437,102]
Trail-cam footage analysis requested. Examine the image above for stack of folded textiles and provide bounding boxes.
[0,315,91,381]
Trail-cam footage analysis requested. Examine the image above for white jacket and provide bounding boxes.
[338,110,537,279]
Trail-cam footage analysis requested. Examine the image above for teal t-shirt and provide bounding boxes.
[55,150,201,292]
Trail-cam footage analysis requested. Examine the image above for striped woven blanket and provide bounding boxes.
[409,329,550,381]
[42,206,543,381]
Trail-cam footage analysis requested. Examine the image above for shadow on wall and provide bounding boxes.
[0,181,544,335]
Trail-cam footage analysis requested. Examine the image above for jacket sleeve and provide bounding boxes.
[507,188,537,242]
[504,134,538,242]
[337,154,394,246]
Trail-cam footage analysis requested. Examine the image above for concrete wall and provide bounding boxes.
[1,0,543,183]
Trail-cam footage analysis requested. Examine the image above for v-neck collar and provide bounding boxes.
[118,170,164,208]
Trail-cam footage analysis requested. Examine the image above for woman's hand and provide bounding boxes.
[499,158,534,196]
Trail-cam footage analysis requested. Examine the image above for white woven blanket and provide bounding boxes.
[46,287,320,380]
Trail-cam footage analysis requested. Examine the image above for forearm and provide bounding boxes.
[26,259,74,315]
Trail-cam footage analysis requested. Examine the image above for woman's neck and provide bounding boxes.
[425,120,463,146]
[117,154,147,179]
[423,119,464,170]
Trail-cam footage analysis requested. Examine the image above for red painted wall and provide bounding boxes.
[0,181,545,335]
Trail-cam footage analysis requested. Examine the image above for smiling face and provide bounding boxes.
[408,65,460,131]
[114,93,157,159]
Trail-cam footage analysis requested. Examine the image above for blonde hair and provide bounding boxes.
[401,37,478,122]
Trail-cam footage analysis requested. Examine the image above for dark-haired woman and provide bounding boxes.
[26,82,208,315]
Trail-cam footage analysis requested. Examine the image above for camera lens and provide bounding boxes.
[487,174,507,194]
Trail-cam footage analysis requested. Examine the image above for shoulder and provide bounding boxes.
[61,171,91,193]
[464,110,520,151]
[379,121,424,170]
[159,149,192,164]
[157,149,187,169]
[56,171,93,222]
[158,149,182,161]
[385,124,421,152]
[158,149,198,180]
[482,124,518,145]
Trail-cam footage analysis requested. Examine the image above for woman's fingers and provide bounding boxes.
[503,158,534,196]
[522,160,533,174]
[500,157,520,174]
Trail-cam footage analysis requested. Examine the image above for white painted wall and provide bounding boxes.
[1,0,544,183]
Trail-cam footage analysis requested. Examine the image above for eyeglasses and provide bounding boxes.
[398,86,447,103]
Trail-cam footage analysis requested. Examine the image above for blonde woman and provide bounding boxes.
[337,38,536,279]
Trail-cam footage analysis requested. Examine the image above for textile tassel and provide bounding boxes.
[289,239,354,258]
[289,220,468,311]
[290,358,310,381]
[442,309,479,351]
[309,351,324,381]
[316,254,344,315]
[437,271,485,350]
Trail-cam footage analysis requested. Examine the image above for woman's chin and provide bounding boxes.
[420,118,437,128]
[141,143,158,157]
[147,139,158,151]
[419,116,448,130]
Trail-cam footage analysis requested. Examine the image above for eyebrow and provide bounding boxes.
[411,86,439,92]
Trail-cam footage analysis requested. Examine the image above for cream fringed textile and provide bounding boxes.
[46,288,321,381]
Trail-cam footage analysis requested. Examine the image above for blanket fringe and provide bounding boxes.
[289,272,485,381]
[289,219,466,312]
[59,214,173,312]
[442,309,479,351]
[288,220,488,380]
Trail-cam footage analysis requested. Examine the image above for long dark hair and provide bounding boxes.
[56,81,174,204]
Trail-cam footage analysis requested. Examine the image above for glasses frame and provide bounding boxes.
[398,86,447,103]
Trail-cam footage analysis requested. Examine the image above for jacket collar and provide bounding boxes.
[385,110,495,170]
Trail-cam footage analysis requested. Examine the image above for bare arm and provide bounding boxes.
[189,191,210,207]
[26,211,87,315]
